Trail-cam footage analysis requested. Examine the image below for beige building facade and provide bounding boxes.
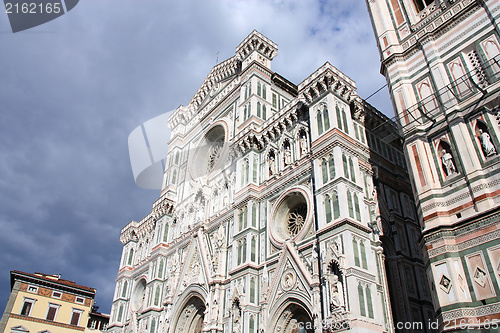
[0,271,96,333]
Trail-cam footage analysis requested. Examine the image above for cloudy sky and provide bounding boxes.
[0,0,392,313]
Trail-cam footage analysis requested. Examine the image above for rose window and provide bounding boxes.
[287,204,307,237]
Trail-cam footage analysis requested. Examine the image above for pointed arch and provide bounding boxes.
[322,159,328,184]
[325,195,332,223]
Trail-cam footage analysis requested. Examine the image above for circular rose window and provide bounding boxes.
[269,188,312,247]
[190,124,227,179]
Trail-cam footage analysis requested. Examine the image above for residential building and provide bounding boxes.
[366,0,500,331]
[108,30,433,333]
[0,271,96,333]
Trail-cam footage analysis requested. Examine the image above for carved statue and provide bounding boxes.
[284,146,292,166]
[268,154,276,175]
[479,129,496,156]
[328,274,344,309]
[300,136,308,155]
[441,149,456,176]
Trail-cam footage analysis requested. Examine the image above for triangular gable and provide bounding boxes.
[267,241,313,305]
[175,233,210,295]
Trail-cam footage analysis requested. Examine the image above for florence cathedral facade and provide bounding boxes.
[107,31,435,333]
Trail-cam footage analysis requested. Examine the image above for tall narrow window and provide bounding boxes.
[353,238,360,266]
[171,169,177,185]
[354,194,361,221]
[360,240,368,269]
[121,281,128,298]
[253,158,258,183]
[366,286,374,318]
[273,94,277,108]
[154,285,160,306]
[248,83,252,96]
[250,315,256,333]
[158,260,164,279]
[257,82,262,96]
[127,249,134,265]
[323,107,330,131]
[243,207,248,229]
[150,318,156,333]
[245,86,248,100]
[336,105,342,130]
[242,238,247,263]
[262,104,267,120]
[250,278,256,303]
[322,159,328,184]
[251,237,256,262]
[163,223,169,242]
[317,110,324,135]
[117,304,124,322]
[257,102,261,118]
[347,191,354,218]
[244,105,248,120]
[237,241,242,265]
[238,208,243,231]
[332,191,340,219]
[349,158,356,183]
[262,84,267,99]
[325,195,332,223]
[328,154,335,179]
[244,159,249,184]
[354,123,360,140]
[342,108,349,134]
[358,284,366,317]
[343,154,349,179]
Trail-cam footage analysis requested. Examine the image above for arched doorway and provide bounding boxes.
[171,296,205,333]
[274,303,314,333]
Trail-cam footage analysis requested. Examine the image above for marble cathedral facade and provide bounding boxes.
[107,31,433,333]
[366,0,500,331]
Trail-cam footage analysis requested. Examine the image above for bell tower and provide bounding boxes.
[366,0,500,331]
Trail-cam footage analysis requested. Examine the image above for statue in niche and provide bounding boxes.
[441,149,456,176]
[268,154,276,175]
[283,145,292,166]
[328,273,344,309]
[478,129,496,156]
[300,135,308,156]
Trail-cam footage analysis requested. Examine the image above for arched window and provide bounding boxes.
[322,159,328,184]
[245,85,248,100]
[347,191,354,218]
[325,195,332,223]
[349,158,356,183]
[248,83,252,96]
[175,151,179,165]
[343,154,349,179]
[257,82,262,96]
[237,241,242,265]
[354,123,360,140]
[317,110,324,135]
[252,204,257,228]
[353,238,360,267]
[242,238,247,263]
[262,84,267,99]
[262,104,267,120]
[332,191,340,219]
[336,105,342,130]
[154,285,160,306]
[250,278,256,303]
[358,284,366,317]
[163,223,169,242]
[354,194,361,221]
[328,154,335,179]
[127,249,134,266]
[121,281,128,298]
[249,315,256,333]
[158,260,164,279]
[117,304,124,322]
[323,106,330,131]
[251,236,256,262]
[360,240,368,269]
[257,102,261,118]
[171,169,177,185]
[342,108,349,134]
[150,318,156,333]
[366,286,374,318]
[253,157,258,183]
[244,104,248,120]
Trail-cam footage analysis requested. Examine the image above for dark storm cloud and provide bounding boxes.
[0,0,392,314]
